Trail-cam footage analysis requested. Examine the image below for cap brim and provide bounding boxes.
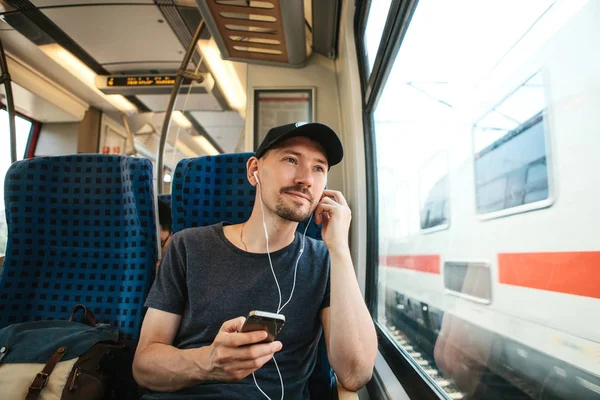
[268,123,344,167]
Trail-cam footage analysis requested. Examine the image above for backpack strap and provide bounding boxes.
[69,304,97,327]
[25,346,67,400]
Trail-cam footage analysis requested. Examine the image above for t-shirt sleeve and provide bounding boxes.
[320,252,331,310]
[144,233,188,315]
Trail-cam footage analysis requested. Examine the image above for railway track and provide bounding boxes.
[383,315,536,400]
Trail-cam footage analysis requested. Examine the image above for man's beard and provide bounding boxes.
[275,202,313,222]
[273,185,315,222]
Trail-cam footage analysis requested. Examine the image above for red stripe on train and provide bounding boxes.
[498,251,600,299]
[380,255,440,274]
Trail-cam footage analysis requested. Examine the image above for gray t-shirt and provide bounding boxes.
[143,222,330,399]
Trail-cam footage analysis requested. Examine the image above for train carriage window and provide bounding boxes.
[0,109,34,258]
[473,72,550,217]
[419,151,449,230]
[363,0,600,399]
[444,261,492,303]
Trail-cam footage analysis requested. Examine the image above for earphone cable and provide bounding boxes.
[278,214,311,314]
[253,176,313,400]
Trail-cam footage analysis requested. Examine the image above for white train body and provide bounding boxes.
[378,0,600,395]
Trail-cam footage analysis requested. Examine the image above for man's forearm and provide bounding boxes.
[133,342,211,391]
[328,247,378,389]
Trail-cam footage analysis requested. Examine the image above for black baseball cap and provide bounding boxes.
[255,122,344,167]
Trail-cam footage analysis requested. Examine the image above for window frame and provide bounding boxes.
[355,1,450,399]
[358,0,398,96]
[0,106,40,259]
[26,120,42,158]
[0,103,41,159]
[356,0,416,109]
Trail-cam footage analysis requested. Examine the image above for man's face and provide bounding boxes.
[257,136,328,222]
[160,227,170,247]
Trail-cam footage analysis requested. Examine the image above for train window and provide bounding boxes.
[473,73,550,217]
[0,109,34,257]
[444,262,492,303]
[474,113,548,215]
[419,152,449,231]
[362,0,394,78]
[366,0,600,399]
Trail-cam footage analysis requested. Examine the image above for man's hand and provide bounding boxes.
[206,317,283,381]
[314,190,352,251]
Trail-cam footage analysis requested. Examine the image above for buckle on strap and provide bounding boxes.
[30,372,49,391]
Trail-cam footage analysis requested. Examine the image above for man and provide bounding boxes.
[133,122,377,399]
[157,199,172,262]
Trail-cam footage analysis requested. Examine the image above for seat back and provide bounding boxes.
[0,155,157,343]
[171,153,321,237]
[171,153,333,397]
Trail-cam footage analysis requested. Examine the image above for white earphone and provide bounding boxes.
[250,167,313,400]
[253,171,260,185]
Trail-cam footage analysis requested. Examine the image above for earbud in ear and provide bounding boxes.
[253,171,260,185]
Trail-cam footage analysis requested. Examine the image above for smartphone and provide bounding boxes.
[240,310,285,343]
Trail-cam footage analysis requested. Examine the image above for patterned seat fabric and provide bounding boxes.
[172,153,321,238]
[0,155,157,343]
[171,153,333,398]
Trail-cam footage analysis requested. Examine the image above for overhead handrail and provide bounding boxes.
[157,20,205,194]
[154,20,205,262]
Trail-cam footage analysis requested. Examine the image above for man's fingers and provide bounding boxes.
[232,352,276,371]
[315,201,336,226]
[316,203,337,212]
[319,197,340,206]
[233,341,282,361]
[227,330,269,347]
[221,316,246,333]
[322,190,348,206]
[314,202,328,225]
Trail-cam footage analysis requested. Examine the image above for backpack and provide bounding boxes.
[0,305,135,400]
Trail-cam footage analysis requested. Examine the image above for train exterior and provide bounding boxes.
[376,1,600,398]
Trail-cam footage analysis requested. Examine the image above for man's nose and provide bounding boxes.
[294,165,313,187]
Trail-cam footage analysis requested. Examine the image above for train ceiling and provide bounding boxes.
[0,0,340,153]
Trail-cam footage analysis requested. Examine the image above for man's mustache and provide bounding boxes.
[280,186,314,202]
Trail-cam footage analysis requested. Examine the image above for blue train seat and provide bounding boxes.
[170,153,334,398]
[0,155,157,343]
[171,153,321,238]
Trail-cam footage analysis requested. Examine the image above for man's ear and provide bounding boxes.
[246,156,259,187]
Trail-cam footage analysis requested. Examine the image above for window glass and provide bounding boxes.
[419,151,449,230]
[372,0,599,399]
[444,262,492,302]
[0,109,33,258]
[474,111,549,215]
[363,0,393,78]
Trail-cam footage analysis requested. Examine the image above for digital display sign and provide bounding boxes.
[106,76,200,87]
[96,73,213,95]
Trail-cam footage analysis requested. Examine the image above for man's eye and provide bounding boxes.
[285,157,297,164]
[315,166,325,172]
